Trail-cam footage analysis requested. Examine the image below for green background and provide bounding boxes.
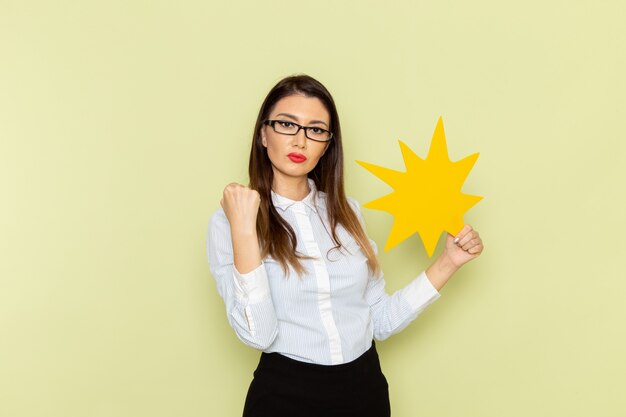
[1,1,624,416]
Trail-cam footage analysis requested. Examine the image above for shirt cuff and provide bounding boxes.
[232,263,271,304]
[402,270,441,312]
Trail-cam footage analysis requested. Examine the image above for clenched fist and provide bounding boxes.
[443,224,484,268]
[220,183,261,234]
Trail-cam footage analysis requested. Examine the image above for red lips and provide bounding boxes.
[288,153,307,163]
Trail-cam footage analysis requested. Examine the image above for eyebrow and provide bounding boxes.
[274,113,329,128]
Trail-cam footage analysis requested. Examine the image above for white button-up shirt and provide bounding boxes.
[206,179,440,365]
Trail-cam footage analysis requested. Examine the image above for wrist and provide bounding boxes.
[437,251,461,274]
[425,252,460,292]
[230,223,258,239]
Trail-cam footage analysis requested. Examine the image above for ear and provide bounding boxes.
[260,128,267,147]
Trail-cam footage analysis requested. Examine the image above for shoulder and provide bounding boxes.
[346,196,362,215]
[206,208,234,263]
[206,207,233,257]
[209,207,227,224]
[208,207,231,237]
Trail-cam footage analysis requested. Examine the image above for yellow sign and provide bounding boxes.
[356,116,482,257]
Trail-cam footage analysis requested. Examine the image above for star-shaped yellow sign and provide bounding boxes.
[356,116,482,257]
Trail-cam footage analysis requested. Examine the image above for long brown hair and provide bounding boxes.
[249,74,380,277]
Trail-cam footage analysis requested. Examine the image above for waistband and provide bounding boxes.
[258,340,379,374]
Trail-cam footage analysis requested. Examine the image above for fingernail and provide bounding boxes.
[454,237,460,244]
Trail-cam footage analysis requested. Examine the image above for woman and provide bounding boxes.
[206,74,484,417]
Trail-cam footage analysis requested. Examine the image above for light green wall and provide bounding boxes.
[1,1,624,416]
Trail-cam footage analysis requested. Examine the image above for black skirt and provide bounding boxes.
[242,340,390,417]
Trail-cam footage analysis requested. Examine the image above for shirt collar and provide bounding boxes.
[271,178,321,214]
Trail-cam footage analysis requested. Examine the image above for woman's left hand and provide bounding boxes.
[443,224,484,269]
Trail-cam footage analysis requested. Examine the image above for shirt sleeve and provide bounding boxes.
[206,209,278,350]
[347,197,441,341]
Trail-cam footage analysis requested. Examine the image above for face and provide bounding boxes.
[261,94,331,185]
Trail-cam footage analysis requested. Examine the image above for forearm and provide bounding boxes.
[231,226,262,274]
[370,272,441,340]
[425,252,460,291]
[209,209,277,350]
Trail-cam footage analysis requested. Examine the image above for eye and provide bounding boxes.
[311,127,324,134]
[278,121,294,128]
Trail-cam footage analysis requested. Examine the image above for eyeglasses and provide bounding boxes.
[263,119,333,142]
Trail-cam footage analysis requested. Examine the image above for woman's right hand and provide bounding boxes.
[220,183,261,234]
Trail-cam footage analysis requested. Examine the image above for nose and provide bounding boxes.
[292,128,307,149]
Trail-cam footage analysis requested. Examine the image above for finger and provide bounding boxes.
[468,244,482,254]
[457,229,476,247]
[453,224,473,244]
[462,237,481,251]
[225,182,243,193]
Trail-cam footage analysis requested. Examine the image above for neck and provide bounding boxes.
[272,174,310,201]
